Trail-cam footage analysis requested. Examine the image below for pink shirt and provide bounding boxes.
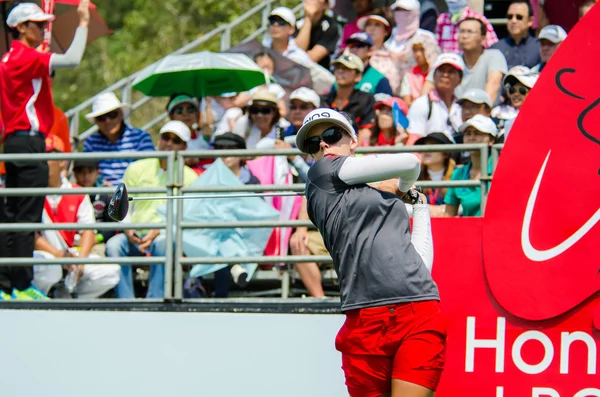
[435,7,499,54]
[339,19,361,51]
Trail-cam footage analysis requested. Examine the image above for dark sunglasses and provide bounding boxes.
[160,133,184,145]
[506,13,525,21]
[290,103,313,111]
[172,105,198,115]
[268,16,289,26]
[505,84,529,96]
[249,107,273,115]
[95,110,120,122]
[304,127,344,155]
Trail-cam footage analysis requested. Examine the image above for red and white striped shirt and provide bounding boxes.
[435,7,498,54]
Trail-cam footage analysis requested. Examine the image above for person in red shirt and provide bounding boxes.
[0,1,90,300]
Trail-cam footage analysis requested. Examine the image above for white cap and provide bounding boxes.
[85,92,131,122]
[290,87,320,108]
[159,120,191,143]
[296,109,357,153]
[391,0,420,11]
[459,114,498,137]
[503,65,539,88]
[458,88,493,108]
[270,7,296,26]
[434,52,465,72]
[538,24,567,44]
[6,2,55,28]
[357,15,391,31]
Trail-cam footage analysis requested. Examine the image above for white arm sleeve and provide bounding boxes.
[338,154,421,192]
[410,204,433,272]
[49,27,88,70]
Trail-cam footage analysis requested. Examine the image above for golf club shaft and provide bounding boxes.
[128,191,305,201]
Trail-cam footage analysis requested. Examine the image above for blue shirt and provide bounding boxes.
[83,123,155,186]
[491,34,540,69]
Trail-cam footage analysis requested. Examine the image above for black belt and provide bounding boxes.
[9,130,46,138]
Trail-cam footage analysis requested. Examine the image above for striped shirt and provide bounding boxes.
[83,123,155,186]
[435,8,498,54]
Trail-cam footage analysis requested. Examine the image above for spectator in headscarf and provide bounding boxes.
[385,0,440,82]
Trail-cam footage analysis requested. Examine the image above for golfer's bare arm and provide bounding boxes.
[49,26,88,70]
[338,154,433,271]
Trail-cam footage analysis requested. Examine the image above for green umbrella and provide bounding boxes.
[131,51,268,98]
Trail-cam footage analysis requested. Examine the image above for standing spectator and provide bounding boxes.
[491,0,540,69]
[339,0,374,51]
[454,17,508,101]
[32,137,120,299]
[321,54,376,145]
[295,0,340,69]
[83,92,154,186]
[457,88,493,122]
[492,66,538,137]
[444,114,496,217]
[407,53,464,141]
[105,121,198,299]
[345,32,393,96]
[400,42,430,106]
[531,25,567,73]
[370,96,409,146]
[358,14,400,94]
[386,0,440,82]
[436,0,498,54]
[262,7,312,66]
[0,1,90,300]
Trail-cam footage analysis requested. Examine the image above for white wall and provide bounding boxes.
[0,310,348,397]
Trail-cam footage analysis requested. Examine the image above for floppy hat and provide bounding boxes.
[357,15,391,32]
[331,53,365,73]
[7,3,55,28]
[459,114,498,137]
[457,88,493,108]
[433,53,466,73]
[290,87,320,108]
[270,7,296,26]
[414,132,455,145]
[296,109,357,154]
[390,0,420,11]
[85,92,131,122]
[538,24,567,44]
[167,94,199,113]
[159,120,191,143]
[503,66,539,89]
[345,32,374,47]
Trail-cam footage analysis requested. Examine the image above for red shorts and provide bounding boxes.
[335,300,447,397]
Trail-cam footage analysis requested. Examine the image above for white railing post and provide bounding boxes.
[220,24,232,51]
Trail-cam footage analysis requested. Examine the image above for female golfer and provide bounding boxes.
[296,109,445,397]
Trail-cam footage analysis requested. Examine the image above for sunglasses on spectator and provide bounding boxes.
[95,110,120,122]
[249,107,273,115]
[505,84,529,95]
[304,127,344,154]
[160,133,184,145]
[506,13,525,21]
[290,103,313,111]
[172,105,198,115]
[268,16,289,26]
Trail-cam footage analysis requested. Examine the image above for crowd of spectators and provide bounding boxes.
[0,0,593,300]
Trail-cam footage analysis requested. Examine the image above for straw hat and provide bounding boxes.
[85,92,131,123]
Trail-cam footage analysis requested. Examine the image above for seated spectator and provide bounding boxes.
[492,66,538,134]
[231,90,289,149]
[531,25,567,73]
[415,132,456,217]
[345,32,393,95]
[33,137,120,298]
[491,0,540,69]
[436,0,498,54]
[358,13,400,94]
[386,0,440,81]
[106,121,198,299]
[339,0,374,51]
[400,42,430,106]
[83,92,154,186]
[370,96,409,146]
[419,0,440,33]
[285,87,320,137]
[444,114,497,217]
[454,17,508,101]
[263,7,312,66]
[407,53,464,142]
[458,88,492,123]
[212,92,244,136]
[72,159,117,252]
[295,0,340,69]
[321,54,375,145]
[580,0,596,19]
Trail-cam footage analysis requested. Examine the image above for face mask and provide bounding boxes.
[446,0,468,14]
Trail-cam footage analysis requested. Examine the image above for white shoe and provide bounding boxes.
[230,264,248,288]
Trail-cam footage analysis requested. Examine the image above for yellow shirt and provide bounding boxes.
[122,158,198,233]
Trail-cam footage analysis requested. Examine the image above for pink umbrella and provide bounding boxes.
[0,0,111,55]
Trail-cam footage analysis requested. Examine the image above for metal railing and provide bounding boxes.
[0,144,502,300]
